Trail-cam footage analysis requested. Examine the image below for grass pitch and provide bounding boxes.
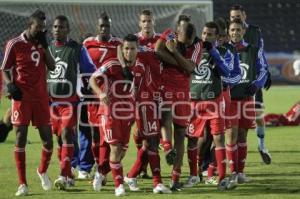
[0,86,299,199]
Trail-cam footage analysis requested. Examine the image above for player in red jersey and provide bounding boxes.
[89,35,138,196]
[155,15,202,190]
[131,9,161,179]
[0,10,55,196]
[83,12,122,184]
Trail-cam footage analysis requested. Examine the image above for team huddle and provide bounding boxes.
[0,4,273,197]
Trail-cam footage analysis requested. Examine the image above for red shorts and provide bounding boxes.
[11,99,50,127]
[50,103,77,136]
[99,115,132,150]
[161,85,191,127]
[87,102,100,126]
[222,88,232,129]
[135,103,160,138]
[186,95,225,138]
[229,97,256,129]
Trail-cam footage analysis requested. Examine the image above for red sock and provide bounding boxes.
[207,163,216,179]
[161,140,172,153]
[91,142,100,165]
[15,147,26,185]
[127,147,146,178]
[38,146,53,174]
[215,147,226,182]
[110,161,123,187]
[187,146,198,176]
[237,142,247,173]
[57,147,62,162]
[226,144,238,174]
[99,143,110,175]
[171,167,181,183]
[148,149,162,187]
[61,144,74,178]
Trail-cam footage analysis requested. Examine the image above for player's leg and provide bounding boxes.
[237,127,250,183]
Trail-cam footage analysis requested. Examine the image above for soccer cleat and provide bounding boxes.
[258,148,272,165]
[169,180,183,192]
[15,184,28,196]
[205,176,218,185]
[78,170,90,179]
[124,176,140,191]
[153,183,172,194]
[237,173,251,184]
[217,177,230,191]
[202,170,208,177]
[37,168,52,191]
[101,175,107,186]
[226,174,238,190]
[115,184,126,197]
[165,149,177,165]
[183,175,200,188]
[54,176,67,190]
[93,172,104,191]
[66,177,75,187]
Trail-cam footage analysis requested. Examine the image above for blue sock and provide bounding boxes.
[256,126,265,150]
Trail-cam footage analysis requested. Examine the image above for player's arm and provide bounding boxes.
[223,51,242,85]
[44,48,55,71]
[252,48,268,89]
[210,48,230,77]
[89,67,109,104]
[165,40,196,73]
[154,38,178,65]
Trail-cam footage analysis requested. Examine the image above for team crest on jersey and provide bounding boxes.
[193,59,212,83]
[239,62,250,83]
[50,57,67,79]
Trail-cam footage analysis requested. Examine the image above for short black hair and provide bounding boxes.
[204,21,219,35]
[123,34,138,43]
[228,18,245,29]
[230,4,246,13]
[28,9,46,27]
[99,12,111,22]
[140,9,152,16]
[177,14,191,25]
[54,15,70,29]
[186,22,196,40]
[215,17,228,33]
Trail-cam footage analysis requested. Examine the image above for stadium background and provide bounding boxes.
[0,0,299,86]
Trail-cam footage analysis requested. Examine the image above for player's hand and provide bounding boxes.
[7,83,22,101]
[245,83,258,96]
[202,41,213,51]
[99,93,109,105]
[264,71,272,90]
[35,30,48,49]
[166,39,177,54]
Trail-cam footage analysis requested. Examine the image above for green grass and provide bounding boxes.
[0,86,299,199]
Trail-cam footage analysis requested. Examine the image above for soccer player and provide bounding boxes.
[227,18,268,183]
[155,16,202,190]
[185,21,235,190]
[130,9,161,179]
[230,4,272,164]
[0,10,55,196]
[89,34,137,197]
[119,34,172,194]
[47,15,95,189]
[83,12,122,187]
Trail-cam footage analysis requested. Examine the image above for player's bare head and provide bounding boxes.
[229,4,246,23]
[97,12,111,41]
[215,17,229,45]
[228,18,245,43]
[139,9,154,36]
[122,34,138,64]
[176,14,191,27]
[177,21,196,45]
[202,21,219,43]
[52,15,70,41]
[27,10,46,37]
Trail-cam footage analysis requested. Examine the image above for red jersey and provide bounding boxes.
[135,32,161,49]
[1,32,48,101]
[83,35,122,68]
[160,29,202,89]
[93,58,133,117]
